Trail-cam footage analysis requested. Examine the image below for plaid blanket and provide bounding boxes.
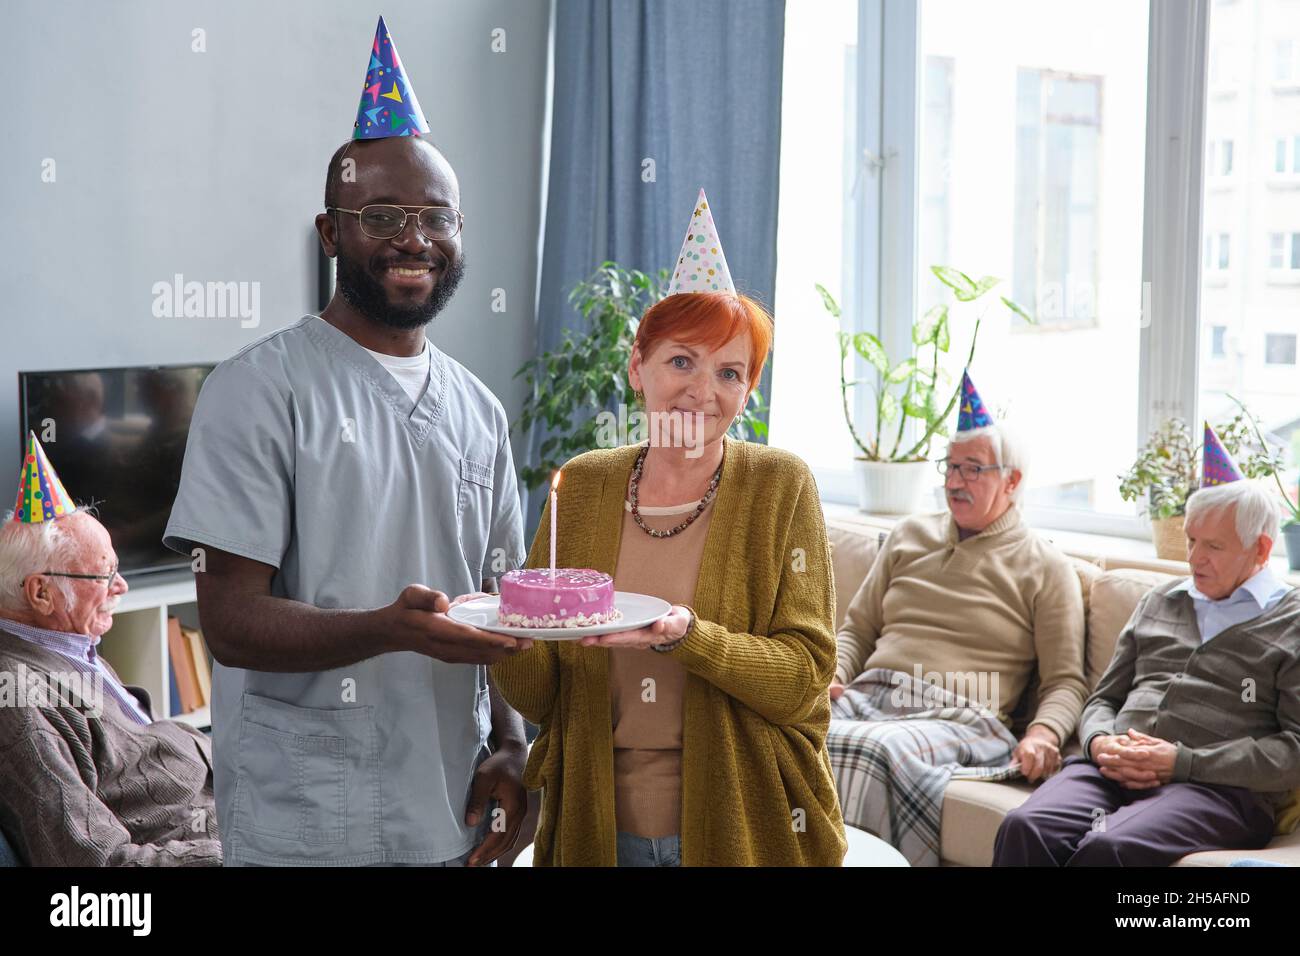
[828,667,1022,867]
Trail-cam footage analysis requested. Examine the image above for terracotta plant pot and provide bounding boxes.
[1150,514,1188,562]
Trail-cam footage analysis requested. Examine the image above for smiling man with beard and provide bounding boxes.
[162,18,531,867]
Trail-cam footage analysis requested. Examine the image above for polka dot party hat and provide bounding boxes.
[956,370,994,432]
[352,16,430,140]
[666,188,735,295]
[1201,422,1244,486]
[11,432,77,524]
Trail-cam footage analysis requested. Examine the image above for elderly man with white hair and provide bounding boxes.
[995,476,1300,866]
[829,373,1087,865]
[0,434,220,865]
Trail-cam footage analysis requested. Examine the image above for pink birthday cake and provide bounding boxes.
[498,568,621,628]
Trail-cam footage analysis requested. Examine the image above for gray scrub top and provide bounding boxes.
[163,315,526,865]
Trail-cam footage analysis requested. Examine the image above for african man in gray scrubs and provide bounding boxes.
[163,132,532,866]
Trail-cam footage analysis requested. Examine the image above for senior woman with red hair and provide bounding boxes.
[489,273,846,866]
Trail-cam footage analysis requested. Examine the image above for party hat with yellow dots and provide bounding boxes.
[352,16,430,140]
[666,188,735,295]
[11,432,77,524]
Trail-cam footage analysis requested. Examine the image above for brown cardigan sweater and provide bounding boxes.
[491,437,847,866]
[0,628,221,866]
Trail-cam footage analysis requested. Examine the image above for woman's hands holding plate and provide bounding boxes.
[578,604,692,649]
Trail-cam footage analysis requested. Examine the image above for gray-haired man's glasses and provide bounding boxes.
[936,460,1009,483]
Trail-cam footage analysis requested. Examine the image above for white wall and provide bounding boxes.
[0,0,548,462]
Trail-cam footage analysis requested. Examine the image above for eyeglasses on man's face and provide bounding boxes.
[327,204,464,241]
[935,459,1009,483]
[40,563,122,588]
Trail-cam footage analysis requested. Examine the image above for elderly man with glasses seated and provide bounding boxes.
[827,373,1087,866]
[0,434,220,865]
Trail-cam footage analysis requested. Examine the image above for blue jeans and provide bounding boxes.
[616,831,681,867]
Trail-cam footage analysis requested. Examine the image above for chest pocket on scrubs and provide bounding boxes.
[457,456,494,576]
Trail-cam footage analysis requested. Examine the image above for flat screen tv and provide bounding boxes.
[18,363,216,577]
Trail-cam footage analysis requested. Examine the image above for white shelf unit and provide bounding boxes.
[97,568,210,729]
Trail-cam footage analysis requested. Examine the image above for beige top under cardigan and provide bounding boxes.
[609,494,713,839]
[835,505,1088,744]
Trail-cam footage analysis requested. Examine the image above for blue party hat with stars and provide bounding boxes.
[352,16,430,140]
[956,370,994,432]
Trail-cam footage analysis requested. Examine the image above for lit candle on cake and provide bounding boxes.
[549,470,562,578]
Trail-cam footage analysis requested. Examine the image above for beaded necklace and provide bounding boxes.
[628,444,724,539]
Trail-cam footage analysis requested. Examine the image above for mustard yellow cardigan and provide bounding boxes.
[491,437,847,866]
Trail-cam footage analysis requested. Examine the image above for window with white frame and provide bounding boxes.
[1204,232,1231,271]
[1269,232,1300,270]
[768,0,859,489]
[1275,135,1300,175]
[1210,42,1240,92]
[1201,2,1300,502]
[1012,69,1103,330]
[919,55,955,316]
[1275,38,1299,85]
[770,0,1272,538]
[1266,333,1297,365]
[1207,137,1234,177]
[1210,324,1227,358]
[919,0,1148,520]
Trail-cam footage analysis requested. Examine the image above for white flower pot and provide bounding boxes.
[854,458,935,516]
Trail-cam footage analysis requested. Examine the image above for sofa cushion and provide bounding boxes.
[939,779,1035,866]
[827,520,884,632]
[1174,828,1300,866]
[1071,556,1103,617]
[1084,568,1177,691]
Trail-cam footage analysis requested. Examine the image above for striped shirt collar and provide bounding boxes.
[0,616,152,724]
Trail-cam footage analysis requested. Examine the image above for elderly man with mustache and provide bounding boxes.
[0,435,221,865]
[828,373,1087,866]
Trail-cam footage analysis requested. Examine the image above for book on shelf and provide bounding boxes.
[182,625,211,705]
[166,616,203,714]
[167,654,182,717]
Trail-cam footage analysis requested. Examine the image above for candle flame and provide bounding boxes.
[551,470,563,492]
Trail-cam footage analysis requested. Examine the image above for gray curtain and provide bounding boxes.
[523,0,787,532]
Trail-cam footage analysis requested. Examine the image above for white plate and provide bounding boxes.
[448,591,672,640]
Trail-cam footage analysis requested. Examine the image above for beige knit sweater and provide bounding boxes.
[835,506,1087,744]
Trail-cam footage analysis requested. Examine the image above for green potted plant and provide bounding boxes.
[1119,402,1287,561]
[816,266,1033,514]
[514,261,768,498]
